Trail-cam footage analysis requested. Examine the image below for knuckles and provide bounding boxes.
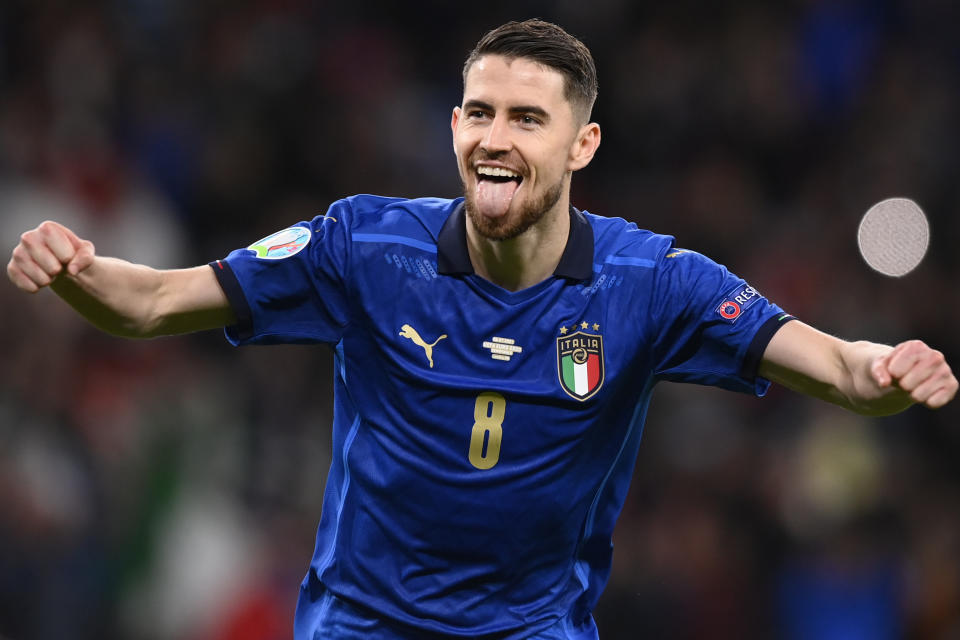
[19,221,63,247]
[899,339,929,355]
[10,244,36,268]
[37,220,60,234]
[19,229,38,246]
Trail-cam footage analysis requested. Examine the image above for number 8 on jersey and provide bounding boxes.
[469,392,506,470]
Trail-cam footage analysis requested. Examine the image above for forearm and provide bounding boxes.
[761,335,903,416]
[761,321,956,415]
[50,258,233,338]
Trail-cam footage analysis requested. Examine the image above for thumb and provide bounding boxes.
[66,239,96,275]
[871,352,894,388]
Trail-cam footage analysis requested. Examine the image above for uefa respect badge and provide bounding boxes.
[715,284,762,322]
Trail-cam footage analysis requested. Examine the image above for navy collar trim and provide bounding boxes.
[436,202,594,281]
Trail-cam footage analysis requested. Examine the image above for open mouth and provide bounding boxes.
[477,165,523,186]
[473,165,524,218]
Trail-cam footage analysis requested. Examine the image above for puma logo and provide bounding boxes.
[399,324,447,368]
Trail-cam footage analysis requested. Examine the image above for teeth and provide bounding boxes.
[477,166,521,179]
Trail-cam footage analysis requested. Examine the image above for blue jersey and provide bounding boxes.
[212,195,793,639]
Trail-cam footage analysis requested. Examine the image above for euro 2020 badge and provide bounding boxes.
[248,226,311,260]
[557,328,604,401]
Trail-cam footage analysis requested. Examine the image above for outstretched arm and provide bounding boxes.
[7,220,235,338]
[759,320,957,416]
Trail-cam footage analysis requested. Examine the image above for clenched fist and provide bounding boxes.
[871,339,958,410]
[7,221,95,293]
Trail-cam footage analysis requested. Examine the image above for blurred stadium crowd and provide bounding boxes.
[1,1,959,638]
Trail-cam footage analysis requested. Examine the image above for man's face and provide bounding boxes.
[452,55,585,241]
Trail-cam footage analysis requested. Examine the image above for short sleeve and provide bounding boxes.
[649,248,794,395]
[210,200,352,346]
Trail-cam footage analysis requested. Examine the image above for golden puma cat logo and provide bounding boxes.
[399,324,447,368]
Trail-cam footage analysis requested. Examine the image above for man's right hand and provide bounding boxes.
[7,221,96,293]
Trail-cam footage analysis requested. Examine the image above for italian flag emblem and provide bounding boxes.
[557,330,604,401]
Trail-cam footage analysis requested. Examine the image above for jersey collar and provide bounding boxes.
[437,201,594,281]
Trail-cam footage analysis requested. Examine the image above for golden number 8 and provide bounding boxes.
[469,392,505,470]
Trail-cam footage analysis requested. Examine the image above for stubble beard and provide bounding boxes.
[463,178,565,241]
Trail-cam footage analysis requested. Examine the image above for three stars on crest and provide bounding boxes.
[559,322,600,335]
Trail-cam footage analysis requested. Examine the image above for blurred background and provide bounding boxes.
[1,0,959,638]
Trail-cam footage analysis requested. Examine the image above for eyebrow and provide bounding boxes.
[463,99,551,121]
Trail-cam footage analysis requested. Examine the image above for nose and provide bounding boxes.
[480,114,511,154]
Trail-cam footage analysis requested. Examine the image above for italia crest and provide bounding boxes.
[557,327,604,401]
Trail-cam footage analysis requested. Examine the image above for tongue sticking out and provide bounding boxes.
[476,179,520,219]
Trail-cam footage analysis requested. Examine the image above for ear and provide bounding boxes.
[567,122,601,172]
[451,106,462,150]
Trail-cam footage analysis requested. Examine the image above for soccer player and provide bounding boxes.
[7,19,956,640]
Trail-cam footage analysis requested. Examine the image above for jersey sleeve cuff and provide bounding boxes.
[740,312,796,394]
[209,259,254,344]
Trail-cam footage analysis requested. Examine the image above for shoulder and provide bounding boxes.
[330,195,460,240]
[583,211,675,266]
[581,211,733,282]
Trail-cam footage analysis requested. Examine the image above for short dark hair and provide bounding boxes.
[462,19,598,123]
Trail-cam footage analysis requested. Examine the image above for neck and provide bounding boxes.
[466,197,571,292]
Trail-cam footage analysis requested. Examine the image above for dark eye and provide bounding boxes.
[520,115,540,126]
